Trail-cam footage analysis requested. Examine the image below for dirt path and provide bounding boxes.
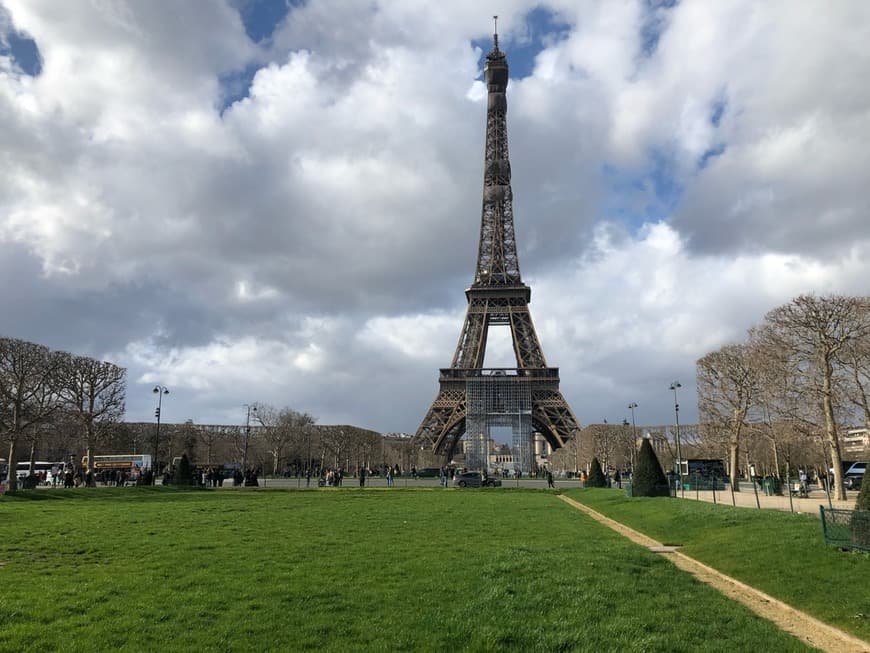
[558,495,870,653]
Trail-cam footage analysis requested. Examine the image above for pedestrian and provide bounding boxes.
[547,470,554,488]
[386,468,394,487]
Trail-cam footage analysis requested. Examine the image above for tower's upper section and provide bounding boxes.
[472,26,523,291]
[484,31,508,93]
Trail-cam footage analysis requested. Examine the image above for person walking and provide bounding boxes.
[547,470,555,488]
[386,468,394,487]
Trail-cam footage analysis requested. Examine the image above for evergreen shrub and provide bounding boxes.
[632,438,671,497]
[586,458,607,487]
[856,476,870,512]
[173,453,195,486]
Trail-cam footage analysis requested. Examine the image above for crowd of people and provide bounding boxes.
[14,460,582,490]
[18,466,156,489]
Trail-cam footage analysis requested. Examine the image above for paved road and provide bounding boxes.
[241,476,860,512]
[239,475,556,490]
[23,476,861,513]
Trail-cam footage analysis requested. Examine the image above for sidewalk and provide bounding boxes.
[674,484,856,515]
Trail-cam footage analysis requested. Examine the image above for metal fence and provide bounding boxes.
[819,507,870,552]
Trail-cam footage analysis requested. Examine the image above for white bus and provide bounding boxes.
[16,461,68,485]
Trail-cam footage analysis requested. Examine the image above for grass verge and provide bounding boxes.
[564,488,870,642]
[0,488,817,652]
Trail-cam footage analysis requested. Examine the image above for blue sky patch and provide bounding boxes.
[218,62,262,113]
[639,0,678,59]
[710,96,727,127]
[699,143,726,169]
[600,147,685,227]
[219,1,308,113]
[235,0,301,43]
[0,7,42,76]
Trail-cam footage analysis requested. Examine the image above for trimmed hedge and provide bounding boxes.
[632,438,671,497]
[586,458,607,487]
[857,474,870,511]
[172,453,195,486]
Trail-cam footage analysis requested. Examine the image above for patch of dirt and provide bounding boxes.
[558,495,870,653]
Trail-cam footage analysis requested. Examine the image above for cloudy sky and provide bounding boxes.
[1,1,869,434]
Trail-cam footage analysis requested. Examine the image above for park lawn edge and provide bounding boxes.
[0,487,820,652]
[563,487,870,642]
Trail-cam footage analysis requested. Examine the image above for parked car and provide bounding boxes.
[415,467,442,478]
[453,471,501,488]
[844,462,866,490]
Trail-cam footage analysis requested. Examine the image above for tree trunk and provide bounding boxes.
[273,452,280,476]
[728,441,740,490]
[5,436,17,491]
[85,421,95,472]
[28,439,37,477]
[729,408,743,490]
[770,435,780,478]
[822,357,846,500]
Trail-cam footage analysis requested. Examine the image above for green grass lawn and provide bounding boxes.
[564,488,870,642]
[0,488,816,652]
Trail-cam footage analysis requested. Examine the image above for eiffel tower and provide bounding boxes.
[413,24,581,471]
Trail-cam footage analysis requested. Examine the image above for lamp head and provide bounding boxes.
[669,382,681,391]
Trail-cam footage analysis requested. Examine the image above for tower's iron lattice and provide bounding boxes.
[413,27,581,471]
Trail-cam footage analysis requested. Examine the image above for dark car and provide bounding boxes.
[415,467,442,478]
[453,471,502,488]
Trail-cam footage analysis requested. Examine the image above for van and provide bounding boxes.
[845,462,866,490]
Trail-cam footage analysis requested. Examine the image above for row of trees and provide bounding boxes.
[696,294,870,500]
[186,407,386,477]
[0,337,126,491]
[0,337,396,489]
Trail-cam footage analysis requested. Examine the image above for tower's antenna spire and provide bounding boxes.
[493,15,499,51]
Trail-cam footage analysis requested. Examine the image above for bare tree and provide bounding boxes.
[548,430,584,476]
[196,425,225,465]
[585,423,620,472]
[0,338,61,490]
[321,426,356,471]
[56,354,126,473]
[757,294,870,500]
[840,335,870,431]
[254,403,316,474]
[697,343,758,489]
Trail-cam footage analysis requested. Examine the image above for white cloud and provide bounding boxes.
[1,1,869,431]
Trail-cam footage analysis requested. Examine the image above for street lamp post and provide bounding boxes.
[627,402,638,472]
[669,382,683,497]
[307,427,312,486]
[243,404,257,474]
[152,385,169,483]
